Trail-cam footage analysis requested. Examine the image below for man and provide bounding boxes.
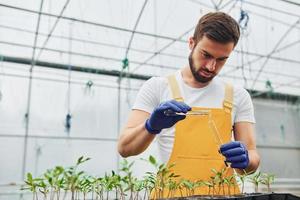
[118,12,260,196]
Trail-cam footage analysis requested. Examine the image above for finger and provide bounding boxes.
[177,102,192,113]
[225,154,248,163]
[169,100,188,112]
[220,141,242,153]
[221,147,246,157]
[181,102,191,112]
[159,102,180,112]
[173,115,186,122]
[171,101,191,112]
[166,101,184,113]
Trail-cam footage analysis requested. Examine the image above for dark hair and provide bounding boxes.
[193,12,240,46]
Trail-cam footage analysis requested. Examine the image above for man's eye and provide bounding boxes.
[217,58,227,62]
[203,53,211,58]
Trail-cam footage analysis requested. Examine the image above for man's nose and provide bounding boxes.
[206,58,216,71]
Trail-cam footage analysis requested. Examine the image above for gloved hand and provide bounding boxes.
[145,100,191,134]
[219,141,249,169]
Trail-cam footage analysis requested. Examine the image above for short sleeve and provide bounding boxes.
[234,87,256,123]
[132,77,161,114]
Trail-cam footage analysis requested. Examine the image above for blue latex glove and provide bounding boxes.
[145,100,191,134]
[219,141,249,169]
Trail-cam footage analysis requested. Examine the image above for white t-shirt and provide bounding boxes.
[132,70,255,163]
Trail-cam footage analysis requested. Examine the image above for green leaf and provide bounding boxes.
[211,168,218,174]
[20,187,30,191]
[76,156,91,165]
[77,156,84,165]
[78,171,84,176]
[27,173,33,182]
[158,163,165,170]
[24,181,30,185]
[128,161,134,168]
[168,163,176,168]
[149,155,156,165]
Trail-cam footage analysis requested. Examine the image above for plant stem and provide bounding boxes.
[146,189,150,200]
[179,188,183,197]
[35,192,39,200]
[227,186,230,196]
[50,188,54,200]
[242,182,245,194]
[101,191,104,200]
[143,189,147,200]
[71,190,74,200]
[62,190,67,200]
[167,189,171,198]
[234,184,236,195]
[56,190,60,200]
[218,185,221,195]
[135,191,139,200]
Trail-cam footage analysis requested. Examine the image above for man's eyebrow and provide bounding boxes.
[202,50,213,57]
[201,49,229,60]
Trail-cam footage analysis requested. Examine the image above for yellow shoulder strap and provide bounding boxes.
[167,74,184,102]
[223,83,233,113]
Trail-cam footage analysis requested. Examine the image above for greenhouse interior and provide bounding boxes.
[0,0,300,199]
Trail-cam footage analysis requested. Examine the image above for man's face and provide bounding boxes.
[188,36,235,83]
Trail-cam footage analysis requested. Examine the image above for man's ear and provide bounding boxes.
[188,37,196,50]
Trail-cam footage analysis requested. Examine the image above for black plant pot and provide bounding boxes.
[158,193,300,200]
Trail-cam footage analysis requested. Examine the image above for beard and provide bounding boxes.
[188,49,215,83]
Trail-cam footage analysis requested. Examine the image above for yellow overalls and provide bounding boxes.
[152,74,240,199]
